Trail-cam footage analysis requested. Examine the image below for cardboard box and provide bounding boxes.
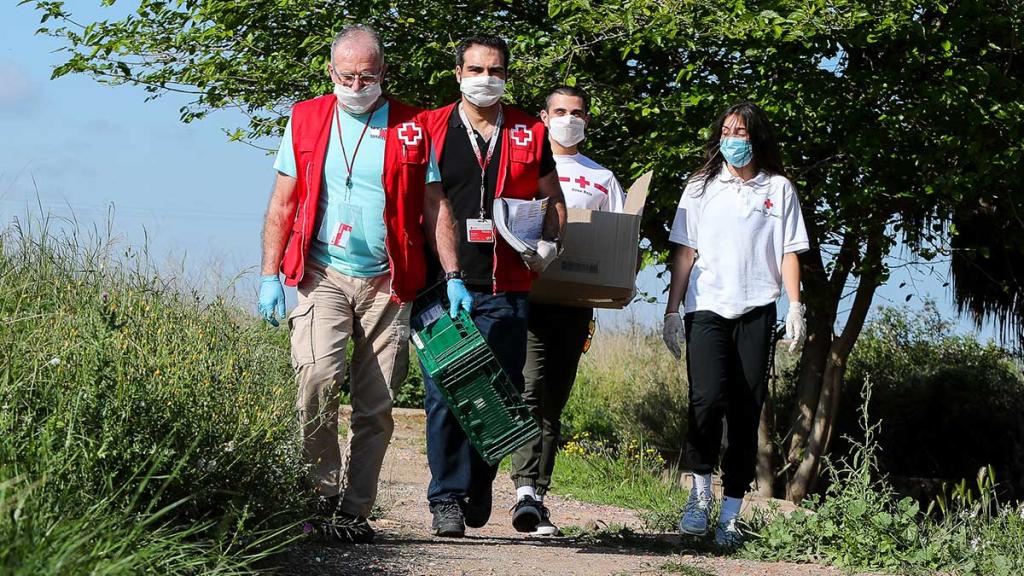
[529,171,651,309]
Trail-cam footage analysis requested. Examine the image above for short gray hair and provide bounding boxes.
[329,24,384,64]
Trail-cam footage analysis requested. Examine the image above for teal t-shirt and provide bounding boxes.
[274,102,440,278]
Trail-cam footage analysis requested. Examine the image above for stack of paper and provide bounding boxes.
[492,197,547,254]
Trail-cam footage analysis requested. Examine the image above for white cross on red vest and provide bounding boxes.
[511,124,533,147]
[397,122,423,146]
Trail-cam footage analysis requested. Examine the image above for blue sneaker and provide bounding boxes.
[678,493,711,536]
[715,517,744,549]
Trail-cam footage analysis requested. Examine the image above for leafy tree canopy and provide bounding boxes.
[26,0,1024,337]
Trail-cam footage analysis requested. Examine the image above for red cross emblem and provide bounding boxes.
[511,124,533,147]
[397,122,422,146]
[764,198,774,211]
[575,175,590,189]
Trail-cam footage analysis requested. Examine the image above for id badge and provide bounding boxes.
[316,203,361,250]
[330,223,353,248]
[467,218,494,243]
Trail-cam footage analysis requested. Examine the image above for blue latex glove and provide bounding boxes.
[258,274,286,327]
[446,279,473,319]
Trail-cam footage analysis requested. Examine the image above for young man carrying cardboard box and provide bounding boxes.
[508,86,630,536]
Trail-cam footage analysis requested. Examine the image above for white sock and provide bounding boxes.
[536,493,544,503]
[516,485,537,501]
[691,473,712,500]
[720,496,743,525]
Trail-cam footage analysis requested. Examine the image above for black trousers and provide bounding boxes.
[510,302,593,494]
[684,303,774,498]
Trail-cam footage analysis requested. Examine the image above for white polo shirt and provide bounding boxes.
[668,167,809,319]
[553,153,626,212]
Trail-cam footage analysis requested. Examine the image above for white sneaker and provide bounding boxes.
[531,504,560,536]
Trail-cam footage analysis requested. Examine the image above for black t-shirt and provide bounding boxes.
[435,105,556,287]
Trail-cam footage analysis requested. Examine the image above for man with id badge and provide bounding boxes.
[419,34,567,538]
[257,25,448,544]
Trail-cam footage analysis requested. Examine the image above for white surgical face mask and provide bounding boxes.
[334,82,382,115]
[548,115,586,148]
[459,75,505,107]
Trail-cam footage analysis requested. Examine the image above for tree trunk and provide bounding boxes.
[786,235,882,502]
[786,234,856,467]
[755,398,775,498]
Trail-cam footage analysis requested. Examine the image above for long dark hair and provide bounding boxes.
[689,102,785,194]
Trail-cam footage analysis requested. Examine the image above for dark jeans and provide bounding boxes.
[422,290,529,504]
[510,303,593,494]
[684,303,774,499]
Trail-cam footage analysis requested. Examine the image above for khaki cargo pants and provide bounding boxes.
[288,262,411,518]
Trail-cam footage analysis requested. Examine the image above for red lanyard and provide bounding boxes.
[458,103,504,218]
[334,104,378,189]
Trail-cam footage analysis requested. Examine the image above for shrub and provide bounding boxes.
[745,383,1024,575]
[565,324,689,456]
[0,219,304,573]
[838,302,1024,500]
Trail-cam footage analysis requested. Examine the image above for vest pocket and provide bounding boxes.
[510,147,534,164]
[400,144,427,165]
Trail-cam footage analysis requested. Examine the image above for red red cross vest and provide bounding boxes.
[421,102,547,293]
[279,94,430,303]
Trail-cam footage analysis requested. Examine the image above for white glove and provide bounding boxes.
[522,239,559,272]
[662,312,685,360]
[785,302,807,353]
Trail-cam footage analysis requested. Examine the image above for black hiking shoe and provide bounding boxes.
[511,495,542,533]
[323,512,375,544]
[430,500,465,537]
[532,504,560,536]
[315,494,340,518]
[463,483,493,528]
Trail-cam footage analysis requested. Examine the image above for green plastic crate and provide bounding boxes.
[409,303,484,379]
[410,286,539,465]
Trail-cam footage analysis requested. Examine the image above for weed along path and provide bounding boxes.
[278,409,861,576]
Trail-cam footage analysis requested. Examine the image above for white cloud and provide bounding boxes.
[0,60,39,112]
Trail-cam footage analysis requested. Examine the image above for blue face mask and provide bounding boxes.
[719,137,753,168]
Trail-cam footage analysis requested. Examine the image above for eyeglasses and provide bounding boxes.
[330,67,382,86]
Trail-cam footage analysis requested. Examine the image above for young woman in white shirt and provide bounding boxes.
[663,101,809,548]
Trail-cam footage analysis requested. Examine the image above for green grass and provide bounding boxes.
[740,385,1024,575]
[0,218,304,573]
[542,436,689,533]
[541,383,1024,574]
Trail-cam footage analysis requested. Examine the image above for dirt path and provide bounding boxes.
[277,409,847,576]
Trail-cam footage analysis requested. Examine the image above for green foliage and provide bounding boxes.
[746,385,934,570]
[0,219,303,573]
[552,433,687,532]
[839,302,1024,498]
[744,383,1024,574]
[396,350,425,408]
[549,375,1024,572]
[24,0,1024,274]
[564,327,689,454]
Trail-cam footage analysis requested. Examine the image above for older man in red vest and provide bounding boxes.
[257,24,457,544]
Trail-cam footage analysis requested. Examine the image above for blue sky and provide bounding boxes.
[0,3,999,340]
